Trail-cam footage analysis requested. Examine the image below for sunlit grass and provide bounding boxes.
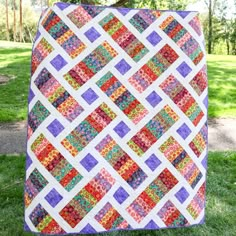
[0,40,32,49]
[207,54,236,118]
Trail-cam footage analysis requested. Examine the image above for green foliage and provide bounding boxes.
[131,0,192,10]
[213,39,229,55]
[201,0,236,55]
[201,13,226,54]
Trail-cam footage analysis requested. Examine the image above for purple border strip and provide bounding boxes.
[23,2,207,234]
[22,6,50,232]
[203,33,209,229]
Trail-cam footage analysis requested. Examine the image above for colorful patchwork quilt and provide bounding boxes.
[24,2,208,234]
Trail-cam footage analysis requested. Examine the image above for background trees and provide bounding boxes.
[0,0,235,55]
[203,0,236,54]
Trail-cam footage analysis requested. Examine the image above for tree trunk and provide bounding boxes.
[232,41,236,55]
[208,0,213,54]
[111,0,129,7]
[226,39,230,55]
[13,0,16,42]
[5,0,9,41]
[19,0,23,42]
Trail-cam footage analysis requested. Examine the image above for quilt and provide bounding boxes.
[24,2,208,234]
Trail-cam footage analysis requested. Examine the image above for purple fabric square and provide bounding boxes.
[113,121,130,138]
[50,54,67,71]
[34,31,41,43]
[115,59,131,75]
[80,153,98,172]
[44,188,63,207]
[177,11,190,18]
[146,91,162,107]
[175,187,189,203]
[201,154,208,169]
[203,95,208,109]
[24,221,30,231]
[145,154,161,171]
[26,152,32,170]
[80,224,97,234]
[28,88,35,104]
[145,220,159,229]
[47,119,64,137]
[84,27,101,42]
[113,187,129,204]
[146,31,162,46]
[177,123,191,139]
[55,2,69,10]
[177,62,192,77]
[81,88,98,105]
[118,8,131,15]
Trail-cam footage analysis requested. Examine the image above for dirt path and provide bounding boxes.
[0,121,27,155]
[0,118,235,154]
[208,118,236,151]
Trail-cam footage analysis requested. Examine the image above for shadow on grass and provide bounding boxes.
[0,47,32,122]
[0,152,235,236]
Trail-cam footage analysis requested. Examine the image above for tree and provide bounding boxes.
[5,0,9,41]
[19,0,22,42]
[229,0,236,54]
[13,0,16,41]
[204,0,215,54]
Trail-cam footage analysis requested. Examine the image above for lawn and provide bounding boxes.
[207,54,236,118]
[0,41,236,122]
[0,152,235,236]
[0,41,32,122]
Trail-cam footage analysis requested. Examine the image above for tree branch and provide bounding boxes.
[111,0,129,7]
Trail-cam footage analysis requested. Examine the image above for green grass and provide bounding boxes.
[207,54,236,118]
[0,41,236,122]
[0,152,236,236]
[0,41,32,122]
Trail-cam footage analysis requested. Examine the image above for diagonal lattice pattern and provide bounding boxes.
[24,2,208,234]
